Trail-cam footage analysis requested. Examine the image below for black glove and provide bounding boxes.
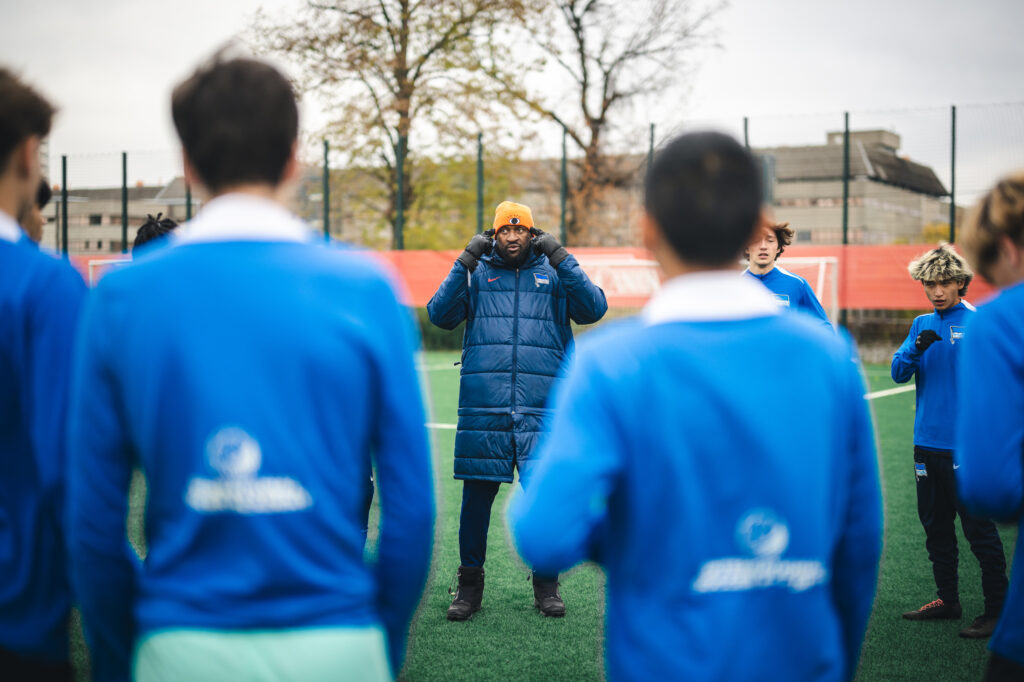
[914,329,942,352]
[529,227,568,267]
[457,229,494,271]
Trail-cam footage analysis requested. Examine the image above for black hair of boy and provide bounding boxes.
[132,212,178,253]
[36,178,51,209]
[170,57,298,193]
[644,132,762,266]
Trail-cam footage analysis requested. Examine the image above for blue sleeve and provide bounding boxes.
[369,280,436,675]
[508,349,621,575]
[426,261,470,330]
[557,254,608,325]
[891,319,921,384]
[956,308,1024,521]
[830,350,883,680]
[27,264,86,533]
[66,287,137,682]
[800,280,833,329]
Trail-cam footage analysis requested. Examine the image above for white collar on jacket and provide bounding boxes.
[0,209,24,243]
[173,193,315,245]
[643,269,781,325]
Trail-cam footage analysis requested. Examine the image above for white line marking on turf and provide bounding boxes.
[865,385,915,400]
[426,386,912,430]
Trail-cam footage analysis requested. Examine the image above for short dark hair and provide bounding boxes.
[770,221,794,259]
[644,132,762,266]
[36,178,51,209]
[133,213,178,253]
[171,56,298,194]
[0,69,55,170]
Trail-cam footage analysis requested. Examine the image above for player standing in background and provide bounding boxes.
[0,68,87,681]
[17,177,51,243]
[891,244,1007,638]
[66,55,434,682]
[743,216,832,328]
[956,172,1024,680]
[428,200,607,621]
[510,131,882,680]
[131,212,178,253]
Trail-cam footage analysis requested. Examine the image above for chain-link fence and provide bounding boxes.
[45,102,1024,257]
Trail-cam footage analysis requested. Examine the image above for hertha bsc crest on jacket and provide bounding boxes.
[186,427,313,513]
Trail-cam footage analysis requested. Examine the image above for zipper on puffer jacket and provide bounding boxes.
[511,267,520,416]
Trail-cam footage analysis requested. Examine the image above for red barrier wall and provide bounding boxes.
[73,244,996,310]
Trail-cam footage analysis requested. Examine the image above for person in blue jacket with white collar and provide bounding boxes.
[743,217,832,328]
[0,67,86,682]
[892,243,1007,638]
[957,171,1024,680]
[428,200,607,621]
[509,131,882,681]
[66,55,434,682]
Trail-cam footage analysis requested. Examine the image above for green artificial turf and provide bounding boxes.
[73,355,1016,682]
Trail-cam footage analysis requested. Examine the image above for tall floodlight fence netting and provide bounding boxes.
[45,103,1024,260]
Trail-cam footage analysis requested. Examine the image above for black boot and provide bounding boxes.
[447,566,484,621]
[532,574,566,618]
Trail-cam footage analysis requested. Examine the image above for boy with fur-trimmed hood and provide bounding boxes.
[891,243,1008,639]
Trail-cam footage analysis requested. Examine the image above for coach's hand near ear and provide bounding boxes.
[529,228,568,267]
[458,229,495,272]
[915,329,942,352]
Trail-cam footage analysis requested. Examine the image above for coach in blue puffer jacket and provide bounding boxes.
[428,200,607,622]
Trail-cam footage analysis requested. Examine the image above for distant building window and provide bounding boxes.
[796,230,811,243]
[97,239,103,250]
[89,214,102,225]
[111,215,122,225]
[84,240,90,249]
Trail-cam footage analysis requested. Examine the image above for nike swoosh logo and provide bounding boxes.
[953,463,960,470]
[488,277,500,282]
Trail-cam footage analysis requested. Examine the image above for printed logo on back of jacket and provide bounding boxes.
[185,426,313,514]
[692,509,827,593]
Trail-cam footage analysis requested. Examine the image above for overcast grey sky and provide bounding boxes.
[1,0,1021,196]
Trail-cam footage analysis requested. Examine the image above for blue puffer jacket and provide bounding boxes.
[428,247,607,482]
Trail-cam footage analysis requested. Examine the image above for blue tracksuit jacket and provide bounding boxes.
[956,280,1024,667]
[427,247,606,482]
[744,265,832,328]
[66,195,435,681]
[0,219,86,663]
[891,300,974,450]
[510,271,882,682]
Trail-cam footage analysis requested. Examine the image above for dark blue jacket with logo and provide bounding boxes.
[427,247,607,482]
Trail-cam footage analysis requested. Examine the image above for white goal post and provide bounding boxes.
[574,253,839,324]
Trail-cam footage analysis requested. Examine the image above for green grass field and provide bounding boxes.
[400,353,1017,681]
[74,352,1017,681]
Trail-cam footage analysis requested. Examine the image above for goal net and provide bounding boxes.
[574,253,839,324]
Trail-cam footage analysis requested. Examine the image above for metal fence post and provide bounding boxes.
[121,151,128,253]
[647,123,654,177]
[396,134,406,250]
[185,182,192,221]
[323,139,330,241]
[949,105,957,243]
[560,126,567,245]
[61,155,68,257]
[842,112,850,245]
[743,116,749,149]
[476,133,483,233]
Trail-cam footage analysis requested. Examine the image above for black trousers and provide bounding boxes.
[0,647,72,682]
[914,447,1008,614]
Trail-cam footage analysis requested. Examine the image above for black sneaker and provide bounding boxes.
[959,614,999,639]
[902,598,962,620]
